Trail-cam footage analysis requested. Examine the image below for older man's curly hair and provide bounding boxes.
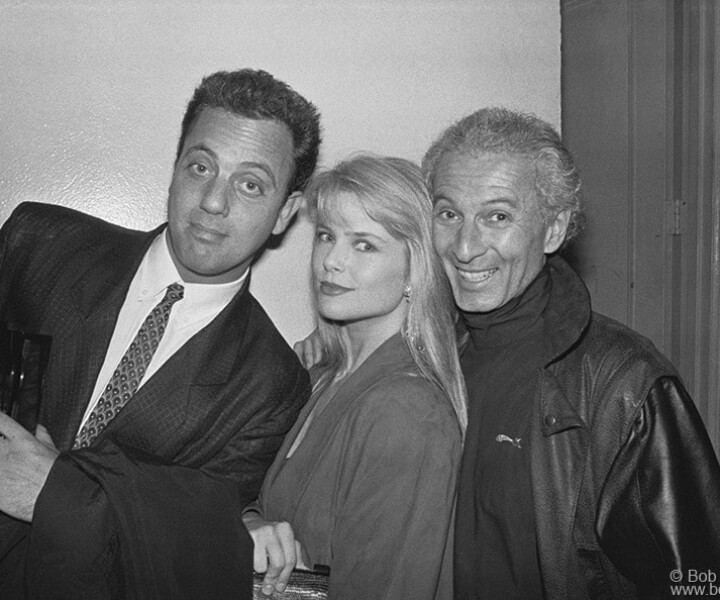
[422,107,584,243]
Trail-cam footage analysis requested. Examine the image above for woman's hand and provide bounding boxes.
[293,328,323,369]
[243,512,307,595]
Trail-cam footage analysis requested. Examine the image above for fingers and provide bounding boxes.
[292,340,303,360]
[295,540,309,571]
[309,334,323,366]
[292,339,312,369]
[262,521,296,594]
[34,425,57,449]
[293,328,323,369]
[245,518,299,595]
[303,345,316,369]
[0,417,58,522]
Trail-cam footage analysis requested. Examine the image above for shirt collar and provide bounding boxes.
[133,230,248,327]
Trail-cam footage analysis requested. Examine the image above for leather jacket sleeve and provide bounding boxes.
[596,376,720,597]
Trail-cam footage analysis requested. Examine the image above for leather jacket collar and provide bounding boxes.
[542,255,591,368]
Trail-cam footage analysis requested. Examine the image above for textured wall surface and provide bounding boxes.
[0,0,560,343]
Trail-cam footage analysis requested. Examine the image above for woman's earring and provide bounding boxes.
[403,287,412,303]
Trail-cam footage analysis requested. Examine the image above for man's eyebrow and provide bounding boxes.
[240,161,277,188]
[184,144,217,160]
[486,196,520,208]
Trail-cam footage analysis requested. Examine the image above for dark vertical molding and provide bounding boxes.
[671,0,717,431]
[668,0,684,368]
[693,1,713,424]
[629,1,672,348]
[709,3,720,448]
[693,0,718,443]
[627,1,637,329]
[560,0,632,327]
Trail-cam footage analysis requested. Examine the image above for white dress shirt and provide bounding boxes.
[78,230,247,430]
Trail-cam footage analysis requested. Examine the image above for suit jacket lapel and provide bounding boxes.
[95,277,253,453]
[53,227,161,449]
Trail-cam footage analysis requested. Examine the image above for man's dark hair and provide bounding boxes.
[177,69,322,194]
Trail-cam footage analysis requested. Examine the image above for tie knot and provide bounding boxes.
[164,283,184,304]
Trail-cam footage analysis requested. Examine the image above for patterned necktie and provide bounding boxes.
[73,283,184,449]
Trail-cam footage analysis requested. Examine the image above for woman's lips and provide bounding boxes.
[319,281,353,296]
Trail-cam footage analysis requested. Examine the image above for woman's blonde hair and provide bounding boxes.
[305,153,468,435]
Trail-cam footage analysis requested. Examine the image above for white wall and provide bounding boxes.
[0,0,560,343]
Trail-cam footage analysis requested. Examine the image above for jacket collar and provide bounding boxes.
[542,254,592,368]
[530,256,593,598]
[537,255,592,437]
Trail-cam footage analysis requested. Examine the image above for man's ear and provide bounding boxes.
[272,192,303,235]
[544,208,571,254]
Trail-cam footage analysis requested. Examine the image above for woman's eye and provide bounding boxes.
[434,208,459,222]
[316,231,333,243]
[355,241,375,252]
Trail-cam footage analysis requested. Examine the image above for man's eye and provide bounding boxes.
[488,212,510,223]
[238,181,263,197]
[189,163,210,176]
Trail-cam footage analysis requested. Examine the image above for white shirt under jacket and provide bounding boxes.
[78,229,247,431]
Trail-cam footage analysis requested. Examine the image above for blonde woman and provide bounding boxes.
[243,155,466,599]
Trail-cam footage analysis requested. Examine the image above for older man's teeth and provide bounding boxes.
[458,268,497,283]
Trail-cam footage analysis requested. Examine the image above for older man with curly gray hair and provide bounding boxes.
[424,107,720,600]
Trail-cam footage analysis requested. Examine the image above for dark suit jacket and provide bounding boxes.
[0,202,310,599]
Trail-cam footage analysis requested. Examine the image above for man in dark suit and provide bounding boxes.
[0,68,321,599]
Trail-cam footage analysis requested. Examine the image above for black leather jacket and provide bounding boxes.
[529,256,720,599]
